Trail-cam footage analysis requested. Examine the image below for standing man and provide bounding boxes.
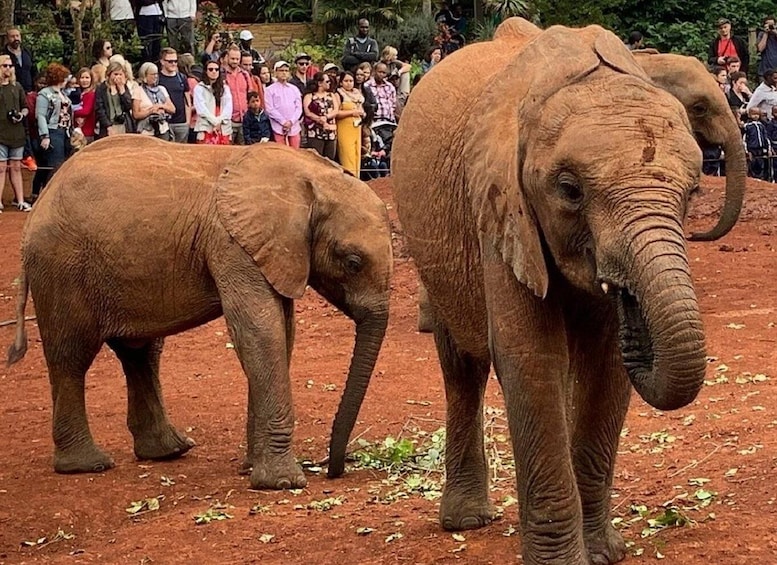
[708,18,749,72]
[133,0,165,63]
[4,29,34,93]
[164,0,196,55]
[221,45,250,144]
[157,47,191,143]
[238,30,265,73]
[108,0,136,44]
[264,61,302,147]
[290,52,311,94]
[341,19,379,73]
[364,62,396,123]
[747,68,777,120]
[757,16,777,79]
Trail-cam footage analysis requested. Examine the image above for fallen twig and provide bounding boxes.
[0,315,36,327]
[668,443,721,478]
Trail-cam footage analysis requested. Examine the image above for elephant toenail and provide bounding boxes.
[93,464,106,472]
[277,479,291,489]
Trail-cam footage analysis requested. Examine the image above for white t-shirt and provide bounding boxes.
[108,0,134,21]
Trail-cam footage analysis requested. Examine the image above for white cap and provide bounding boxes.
[239,30,253,41]
[273,60,290,71]
[323,63,339,72]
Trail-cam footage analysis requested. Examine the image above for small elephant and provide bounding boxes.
[392,19,742,565]
[6,136,393,489]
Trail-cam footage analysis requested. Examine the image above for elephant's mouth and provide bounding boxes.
[612,284,655,378]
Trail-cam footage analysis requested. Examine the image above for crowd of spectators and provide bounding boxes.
[700,15,777,180]
[0,4,474,212]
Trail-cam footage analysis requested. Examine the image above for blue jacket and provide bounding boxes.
[743,119,770,154]
[242,108,271,144]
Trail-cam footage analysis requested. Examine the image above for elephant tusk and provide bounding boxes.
[601,282,609,294]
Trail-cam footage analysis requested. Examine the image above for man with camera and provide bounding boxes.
[708,18,749,73]
[757,16,777,79]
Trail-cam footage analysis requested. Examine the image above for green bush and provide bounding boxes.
[275,34,348,68]
[372,14,437,61]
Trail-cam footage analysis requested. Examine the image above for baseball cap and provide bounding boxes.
[239,30,253,41]
[323,63,339,72]
[716,18,731,26]
[294,52,311,63]
[273,60,290,71]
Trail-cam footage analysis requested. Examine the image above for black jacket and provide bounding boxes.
[3,46,34,93]
[708,35,749,71]
[94,82,134,138]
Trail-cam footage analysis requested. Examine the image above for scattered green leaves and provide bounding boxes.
[194,502,233,525]
[22,529,75,548]
[126,496,163,515]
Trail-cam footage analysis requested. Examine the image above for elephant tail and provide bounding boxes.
[6,269,29,366]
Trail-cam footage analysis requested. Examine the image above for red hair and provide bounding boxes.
[44,63,70,86]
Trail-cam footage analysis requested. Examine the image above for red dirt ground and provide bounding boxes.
[0,176,776,564]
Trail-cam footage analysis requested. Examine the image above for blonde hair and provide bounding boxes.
[91,63,106,85]
[381,46,398,62]
[109,54,134,82]
[77,67,94,91]
[0,54,17,85]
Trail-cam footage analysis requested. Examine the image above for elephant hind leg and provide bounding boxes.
[434,322,494,531]
[417,281,435,333]
[41,326,114,474]
[108,337,195,461]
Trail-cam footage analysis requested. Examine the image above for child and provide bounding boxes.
[360,126,389,180]
[242,91,271,144]
[743,107,771,180]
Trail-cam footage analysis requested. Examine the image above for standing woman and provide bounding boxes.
[0,54,31,211]
[354,62,377,126]
[73,67,97,142]
[258,64,273,89]
[303,71,339,160]
[335,71,365,176]
[178,53,200,142]
[91,39,113,70]
[193,61,233,144]
[95,61,133,138]
[34,62,72,199]
[133,62,175,140]
[380,46,411,96]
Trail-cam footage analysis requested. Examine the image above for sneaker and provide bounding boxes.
[21,155,37,171]
[17,201,31,212]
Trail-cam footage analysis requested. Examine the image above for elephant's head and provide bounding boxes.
[634,51,745,241]
[215,145,392,477]
[466,24,709,410]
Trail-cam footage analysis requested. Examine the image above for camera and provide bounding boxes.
[769,24,775,31]
[6,109,21,122]
[112,113,126,125]
[148,113,164,123]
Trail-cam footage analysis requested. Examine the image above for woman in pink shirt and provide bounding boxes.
[73,67,96,142]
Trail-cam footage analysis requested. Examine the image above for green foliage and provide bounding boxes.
[315,0,422,28]
[195,1,224,46]
[18,0,63,70]
[471,19,500,43]
[483,0,530,19]
[263,0,312,23]
[276,34,347,67]
[372,14,438,61]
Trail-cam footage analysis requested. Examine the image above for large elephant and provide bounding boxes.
[392,19,743,565]
[6,136,392,489]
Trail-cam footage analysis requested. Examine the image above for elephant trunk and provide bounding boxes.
[689,121,746,241]
[327,308,389,478]
[615,233,707,410]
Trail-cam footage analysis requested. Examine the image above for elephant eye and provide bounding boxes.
[344,254,363,273]
[557,173,583,205]
[691,102,708,116]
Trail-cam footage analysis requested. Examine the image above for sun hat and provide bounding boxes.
[273,60,290,71]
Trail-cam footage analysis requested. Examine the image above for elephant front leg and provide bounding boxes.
[568,324,631,565]
[433,322,494,530]
[484,260,588,565]
[109,338,196,461]
[221,288,305,490]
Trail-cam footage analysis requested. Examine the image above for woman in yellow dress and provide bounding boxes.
[335,71,365,176]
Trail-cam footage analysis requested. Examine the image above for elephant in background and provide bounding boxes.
[392,18,743,565]
[7,136,393,489]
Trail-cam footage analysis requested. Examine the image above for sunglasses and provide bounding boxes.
[298,61,310,66]
[207,67,220,72]
[0,64,12,68]
[164,59,178,64]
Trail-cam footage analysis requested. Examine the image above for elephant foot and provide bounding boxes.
[134,426,196,461]
[585,523,626,565]
[54,445,115,474]
[440,490,495,531]
[249,452,307,490]
[238,459,252,475]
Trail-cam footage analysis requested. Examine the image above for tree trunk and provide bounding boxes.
[422,0,432,17]
[0,0,14,39]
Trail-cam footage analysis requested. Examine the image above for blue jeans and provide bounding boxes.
[32,128,70,196]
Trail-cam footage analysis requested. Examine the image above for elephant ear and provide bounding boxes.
[215,148,313,299]
[466,25,648,298]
